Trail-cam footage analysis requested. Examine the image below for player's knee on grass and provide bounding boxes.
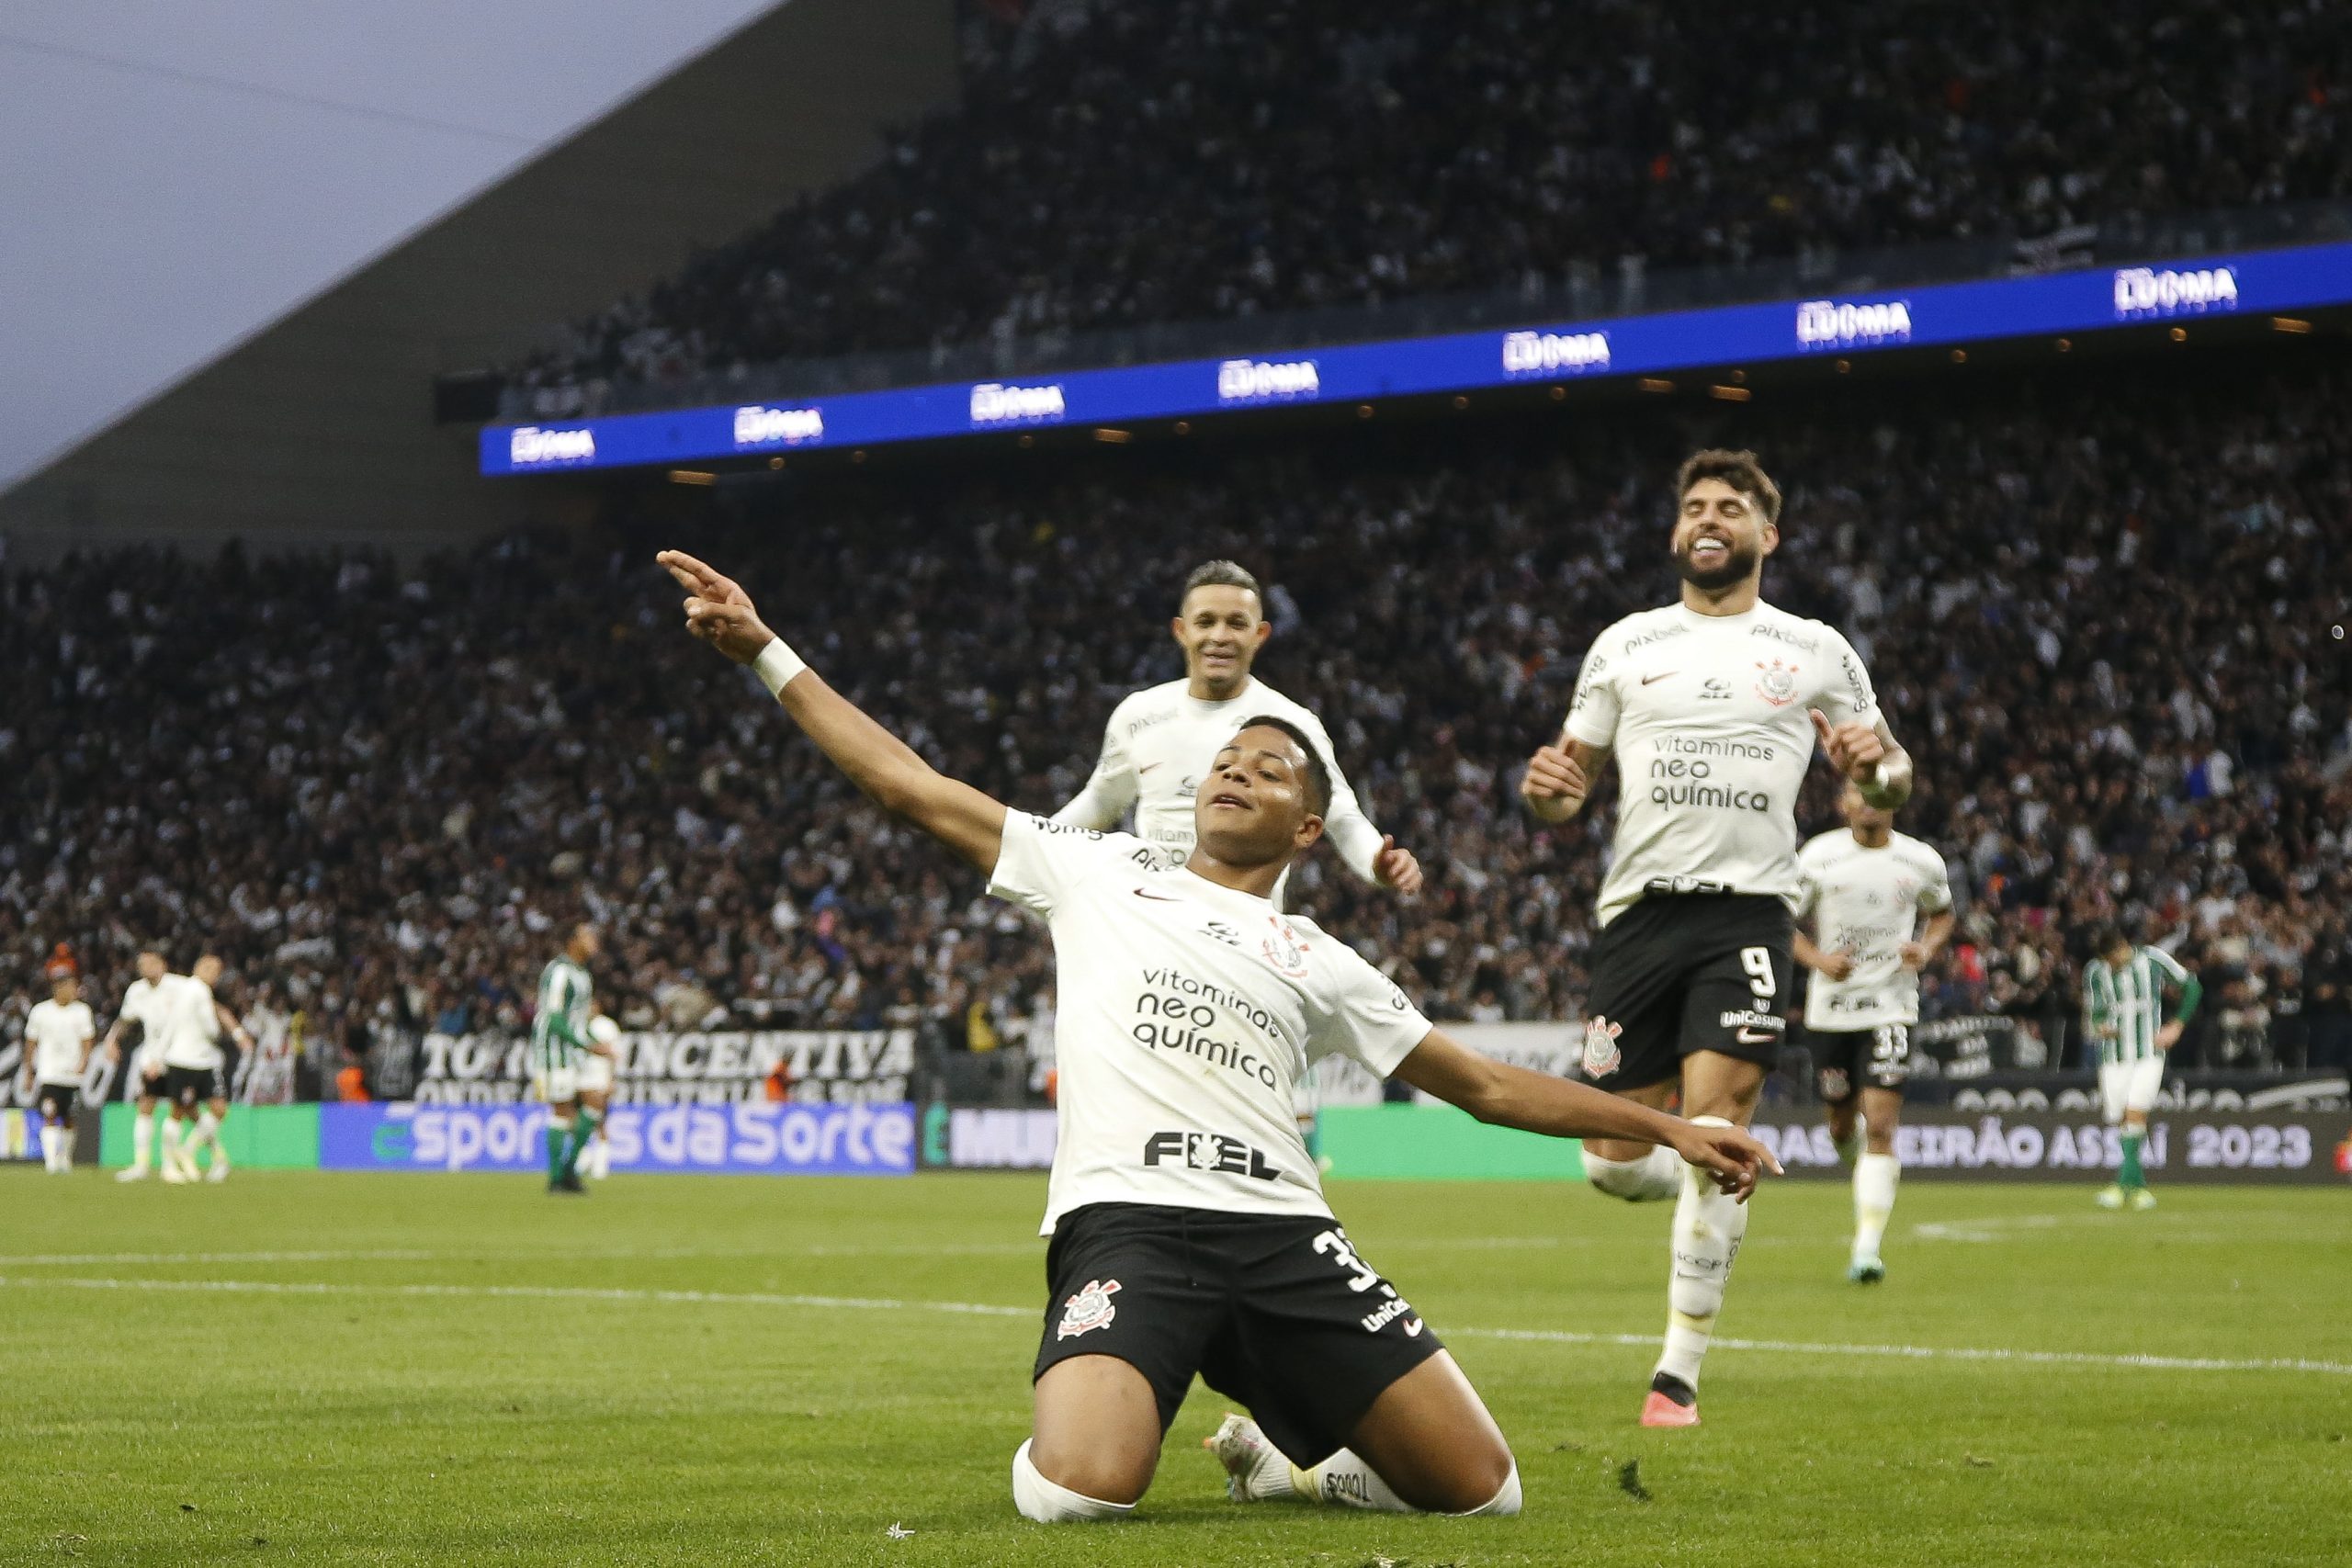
[1013,1438,1143,1519]
[1585,1143,1680,1201]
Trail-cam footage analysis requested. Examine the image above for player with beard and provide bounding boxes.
[1520,449,1913,1427]
[660,548,1778,1524]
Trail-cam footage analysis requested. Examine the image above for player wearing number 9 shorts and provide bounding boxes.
[1520,448,1916,1427]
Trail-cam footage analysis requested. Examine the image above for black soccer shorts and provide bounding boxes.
[1806,1023,1912,1102]
[162,1065,221,1110]
[1033,1201,1445,1468]
[35,1082,78,1127]
[1581,893,1794,1092]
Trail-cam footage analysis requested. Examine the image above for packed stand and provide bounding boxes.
[5,356,2350,1092]
[502,0,2352,412]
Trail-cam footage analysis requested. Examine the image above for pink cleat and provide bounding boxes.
[1639,1389,1701,1428]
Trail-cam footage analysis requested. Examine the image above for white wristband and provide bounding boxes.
[752,637,808,696]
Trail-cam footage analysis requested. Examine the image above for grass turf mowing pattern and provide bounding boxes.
[3,1173,2346,1566]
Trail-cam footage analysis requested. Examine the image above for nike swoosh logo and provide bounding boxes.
[1404,1319,1425,1337]
[1735,1028,1777,1044]
[1642,671,1677,685]
[1131,888,1182,902]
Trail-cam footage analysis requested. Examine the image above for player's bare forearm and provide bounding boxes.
[659,550,1006,873]
[1917,910,1955,960]
[1392,1030,1780,1196]
[1793,931,1835,975]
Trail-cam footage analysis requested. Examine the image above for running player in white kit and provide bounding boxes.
[20,953,96,1173]
[1057,560,1422,1161]
[660,547,1777,1525]
[1793,783,1954,1282]
[1520,449,1916,1427]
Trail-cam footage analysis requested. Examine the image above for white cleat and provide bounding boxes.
[205,1159,232,1184]
[1203,1413,1288,1503]
[2096,1184,2126,1210]
[116,1164,151,1183]
[159,1161,191,1185]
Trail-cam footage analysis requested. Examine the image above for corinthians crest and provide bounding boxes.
[1057,1278,1122,1340]
[1261,916,1311,978]
[1754,658,1800,707]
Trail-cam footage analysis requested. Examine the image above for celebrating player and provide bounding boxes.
[1055,558,1420,1162]
[20,950,96,1174]
[160,954,254,1183]
[1519,448,1913,1427]
[99,949,186,1182]
[1792,783,1954,1282]
[2082,926,2200,1211]
[533,922,610,1194]
[660,548,1776,1523]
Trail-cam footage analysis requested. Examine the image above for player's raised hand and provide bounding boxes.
[657,551,777,664]
[1519,740,1589,822]
[1372,835,1424,897]
[1809,707,1884,782]
[1670,1121,1782,1203]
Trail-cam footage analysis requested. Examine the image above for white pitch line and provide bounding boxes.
[6,1273,2345,1378]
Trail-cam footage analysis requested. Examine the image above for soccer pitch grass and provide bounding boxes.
[5,1172,2346,1566]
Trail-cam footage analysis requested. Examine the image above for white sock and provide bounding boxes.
[1292,1453,1521,1517]
[588,1131,609,1179]
[1010,1439,1136,1522]
[1291,1450,1412,1512]
[1656,1116,1751,1394]
[1833,1123,1864,1166]
[132,1111,154,1170]
[161,1116,186,1168]
[1853,1152,1900,1262]
[41,1125,63,1171]
[196,1111,230,1168]
[1585,1143,1681,1202]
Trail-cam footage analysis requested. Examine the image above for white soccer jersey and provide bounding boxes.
[1055,677,1385,882]
[1794,829,1953,1029]
[116,977,180,1069]
[26,999,96,1084]
[989,811,1432,1234]
[1565,601,1882,926]
[160,975,226,1071]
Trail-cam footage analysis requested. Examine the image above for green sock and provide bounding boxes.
[2119,1127,2145,1189]
[562,1109,599,1179]
[547,1119,572,1183]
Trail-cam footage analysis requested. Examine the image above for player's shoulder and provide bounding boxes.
[1589,604,1681,655]
[1235,678,1335,740]
[1890,832,1947,870]
[1749,599,1854,654]
[1012,809,1166,872]
[1112,680,1187,720]
[1797,827,1849,860]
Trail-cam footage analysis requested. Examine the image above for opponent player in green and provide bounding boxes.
[2082,927,2200,1211]
[533,923,611,1194]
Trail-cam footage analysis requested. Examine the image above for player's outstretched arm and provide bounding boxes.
[1392,1029,1781,1200]
[659,551,1007,874]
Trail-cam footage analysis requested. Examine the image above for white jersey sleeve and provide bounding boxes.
[1288,707,1384,885]
[1909,840,1955,916]
[1815,625,1883,733]
[1304,942,1431,1077]
[1052,698,1141,831]
[1562,626,1623,750]
[990,809,1158,918]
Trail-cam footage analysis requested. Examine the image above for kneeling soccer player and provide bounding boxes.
[662,550,1778,1523]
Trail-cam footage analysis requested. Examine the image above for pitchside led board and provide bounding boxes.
[317,1101,916,1176]
[480,240,2352,476]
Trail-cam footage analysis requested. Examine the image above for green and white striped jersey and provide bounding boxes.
[2082,945,2199,1065]
[532,956,594,1071]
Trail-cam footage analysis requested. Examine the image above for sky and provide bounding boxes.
[0,0,783,490]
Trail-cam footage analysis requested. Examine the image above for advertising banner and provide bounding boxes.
[412,1029,914,1106]
[1749,1110,2352,1184]
[922,1104,1058,1170]
[319,1100,916,1176]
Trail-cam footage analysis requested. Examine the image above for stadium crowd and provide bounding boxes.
[5,357,2350,1092]
[500,0,2352,412]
